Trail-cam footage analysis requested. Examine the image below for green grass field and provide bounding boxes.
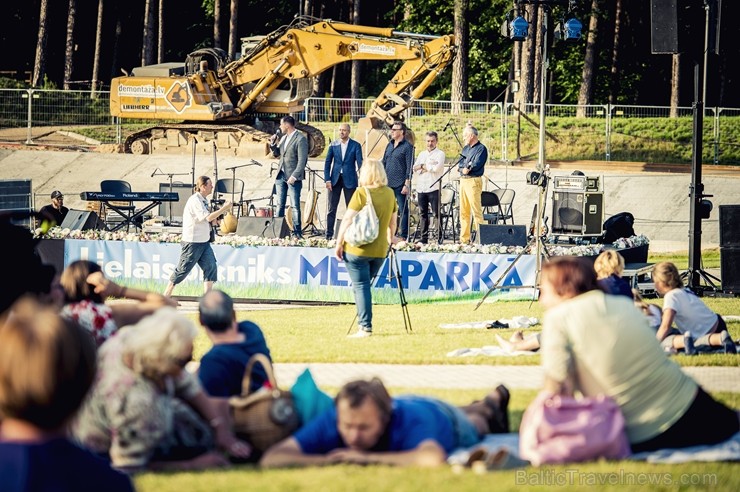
[132,250,739,491]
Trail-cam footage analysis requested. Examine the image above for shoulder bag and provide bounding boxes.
[344,187,380,247]
[519,390,631,466]
[229,353,300,452]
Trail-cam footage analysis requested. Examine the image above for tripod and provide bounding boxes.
[474,174,551,310]
[346,245,412,335]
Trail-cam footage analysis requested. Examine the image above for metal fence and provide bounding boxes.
[1,88,738,164]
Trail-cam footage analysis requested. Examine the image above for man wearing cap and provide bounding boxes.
[39,191,69,227]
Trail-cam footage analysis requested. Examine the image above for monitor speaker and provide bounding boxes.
[552,192,603,235]
[236,216,290,238]
[720,247,740,293]
[60,210,104,231]
[719,205,740,247]
[477,224,527,246]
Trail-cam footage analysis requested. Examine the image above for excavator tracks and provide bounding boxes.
[123,122,325,158]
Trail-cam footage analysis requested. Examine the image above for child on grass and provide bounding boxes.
[652,262,736,355]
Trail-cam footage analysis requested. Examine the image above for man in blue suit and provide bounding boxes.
[272,115,308,239]
[323,123,363,240]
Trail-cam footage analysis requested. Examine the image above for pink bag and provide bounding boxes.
[519,391,631,466]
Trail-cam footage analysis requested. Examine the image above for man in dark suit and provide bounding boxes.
[271,115,308,239]
[323,123,363,240]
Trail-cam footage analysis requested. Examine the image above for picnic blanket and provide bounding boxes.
[446,346,538,357]
[448,431,740,466]
[440,316,539,330]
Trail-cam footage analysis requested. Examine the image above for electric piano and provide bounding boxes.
[80,191,179,232]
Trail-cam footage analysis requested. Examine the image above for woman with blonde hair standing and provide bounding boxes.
[335,159,398,338]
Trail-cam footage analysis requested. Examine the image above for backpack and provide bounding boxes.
[598,212,635,244]
[344,187,380,247]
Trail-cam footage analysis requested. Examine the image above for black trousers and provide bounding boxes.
[326,174,356,238]
[417,189,440,243]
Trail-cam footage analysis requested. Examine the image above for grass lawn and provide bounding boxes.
[136,249,739,491]
[133,387,740,492]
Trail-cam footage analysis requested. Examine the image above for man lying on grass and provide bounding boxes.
[260,377,509,467]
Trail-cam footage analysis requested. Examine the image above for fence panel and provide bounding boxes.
[1,88,738,165]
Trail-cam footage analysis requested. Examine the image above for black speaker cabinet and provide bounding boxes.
[477,224,527,246]
[60,210,104,231]
[158,182,192,222]
[552,192,604,236]
[719,205,740,247]
[236,216,290,238]
[721,247,740,293]
[650,0,703,54]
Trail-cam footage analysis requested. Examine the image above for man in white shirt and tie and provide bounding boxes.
[412,131,445,244]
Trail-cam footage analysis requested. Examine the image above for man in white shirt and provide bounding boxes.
[412,131,445,243]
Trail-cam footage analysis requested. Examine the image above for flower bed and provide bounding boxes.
[36,227,650,258]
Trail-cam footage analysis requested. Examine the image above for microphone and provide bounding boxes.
[251,159,263,166]
[150,167,160,178]
[443,119,453,132]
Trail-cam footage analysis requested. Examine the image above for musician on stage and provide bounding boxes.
[457,125,487,244]
[324,123,363,240]
[271,115,308,239]
[164,176,232,297]
[412,131,445,244]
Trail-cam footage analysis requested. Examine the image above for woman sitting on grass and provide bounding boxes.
[539,256,738,453]
[73,307,251,471]
[653,261,736,355]
[60,260,178,346]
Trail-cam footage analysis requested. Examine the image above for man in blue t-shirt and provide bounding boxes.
[197,290,271,396]
[260,378,509,467]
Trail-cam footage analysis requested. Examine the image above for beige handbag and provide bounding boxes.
[229,354,300,452]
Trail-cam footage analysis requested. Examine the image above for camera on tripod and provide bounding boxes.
[525,170,549,188]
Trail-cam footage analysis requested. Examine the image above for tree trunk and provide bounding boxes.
[63,0,77,90]
[607,0,622,106]
[110,5,123,80]
[518,4,538,108]
[670,54,680,118]
[214,0,222,49]
[451,0,469,114]
[350,0,362,121]
[91,0,104,97]
[532,5,543,105]
[141,0,155,66]
[157,0,164,63]
[577,0,600,116]
[228,0,239,59]
[32,0,50,87]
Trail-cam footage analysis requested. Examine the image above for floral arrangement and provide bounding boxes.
[36,226,649,258]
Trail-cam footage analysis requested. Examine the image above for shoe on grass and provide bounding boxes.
[721,330,737,354]
[347,330,372,339]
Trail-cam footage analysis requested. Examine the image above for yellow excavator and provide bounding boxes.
[110,17,455,159]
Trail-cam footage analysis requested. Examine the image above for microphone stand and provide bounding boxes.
[152,169,191,224]
[223,160,262,216]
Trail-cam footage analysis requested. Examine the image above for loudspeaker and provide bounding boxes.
[477,224,527,246]
[552,192,604,235]
[720,247,740,292]
[60,210,104,231]
[158,182,192,222]
[236,216,290,238]
[719,205,740,247]
[650,0,704,54]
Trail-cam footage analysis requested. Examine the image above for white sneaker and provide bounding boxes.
[347,330,372,339]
